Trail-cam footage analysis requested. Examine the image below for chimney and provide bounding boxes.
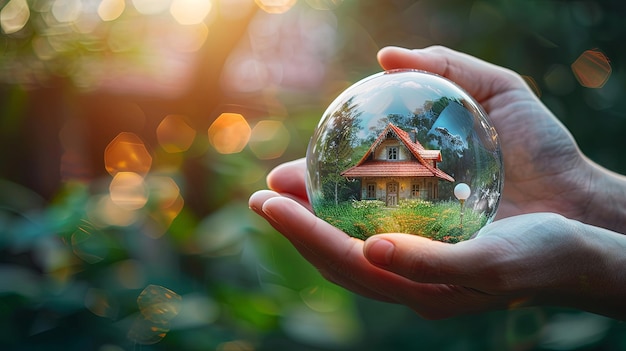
[408,128,418,143]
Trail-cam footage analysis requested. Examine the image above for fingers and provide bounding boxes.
[363,233,507,292]
[249,190,399,302]
[266,158,310,208]
[249,190,512,318]
[377,46,525,103]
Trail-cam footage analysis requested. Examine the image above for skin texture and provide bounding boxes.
[248,46,626,320]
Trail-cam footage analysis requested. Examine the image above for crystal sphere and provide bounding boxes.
[305,69,503,243]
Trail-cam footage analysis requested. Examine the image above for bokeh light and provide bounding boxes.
[85,288,118,319]
[147,176,181,208]
[305,0,343,11]
[71,220,108,264]
[571,49,612,88]
[169,0,212,25]
[104,132,153,176]
[138,284,182,322]
[87,194,139,227]
[255,0,297,14]
[166,22,209,52]
[98,0,126,22]
[157,115,197,153]
[114,259,146,290]
[221,5,336,94]
[109,172,149,210]
[127,316,170,345]
[132,0,171,15]
[128,285,182,344]
[0,0,30,34]
[51,0,82,23]
[208,113,251,154]
[248,120,290,159]
[522,75,542,97]
[146,175,184,234]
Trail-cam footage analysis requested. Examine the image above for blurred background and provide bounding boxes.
[1,0,626,350]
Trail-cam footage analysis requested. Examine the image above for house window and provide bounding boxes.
[411,184,420,197]
[387,147,398,160]
[366,183,376,199]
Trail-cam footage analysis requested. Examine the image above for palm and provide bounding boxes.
[477,90,590,220]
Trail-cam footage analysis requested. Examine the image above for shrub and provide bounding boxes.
[398,198,433,209]
[351,199,385,209]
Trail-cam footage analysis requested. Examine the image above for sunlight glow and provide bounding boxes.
[0,0,30,34]
[571,49,612,88]
[170,0,212,25]
[208,113,251,154]
[167,22,209,52]
[98,0,126,22]
[104,132,152,176]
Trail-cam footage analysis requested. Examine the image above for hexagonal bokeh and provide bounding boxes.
[306,69,503,243]
[104,132,152,176]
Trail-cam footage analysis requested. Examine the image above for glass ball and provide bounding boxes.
[305,69,503,243]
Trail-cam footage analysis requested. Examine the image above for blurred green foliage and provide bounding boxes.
[1,0,626,350]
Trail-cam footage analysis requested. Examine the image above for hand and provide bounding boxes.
[249,46,626,319]
[250,187,626,319]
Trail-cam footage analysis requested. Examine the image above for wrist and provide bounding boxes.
[536,220,626,320]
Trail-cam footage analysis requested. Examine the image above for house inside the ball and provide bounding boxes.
[341,123,454,206]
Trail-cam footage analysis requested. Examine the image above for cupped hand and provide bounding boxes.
[248,46,626,319]
[250,187,619,319]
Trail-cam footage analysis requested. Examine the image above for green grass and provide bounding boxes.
[314,199,487,242]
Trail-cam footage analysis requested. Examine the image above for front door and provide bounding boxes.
[386,182,398,207]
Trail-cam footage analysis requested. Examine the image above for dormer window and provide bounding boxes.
[388,146,398,160]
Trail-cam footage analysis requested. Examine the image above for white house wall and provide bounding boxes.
[374,139,412,161]
[361,176,438,203]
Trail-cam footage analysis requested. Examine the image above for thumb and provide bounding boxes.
[363,233,501,289]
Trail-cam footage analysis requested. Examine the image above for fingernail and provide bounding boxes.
[261,203,278,223]
[365,238,394,266]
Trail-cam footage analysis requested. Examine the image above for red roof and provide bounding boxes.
[341,123,454,182]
